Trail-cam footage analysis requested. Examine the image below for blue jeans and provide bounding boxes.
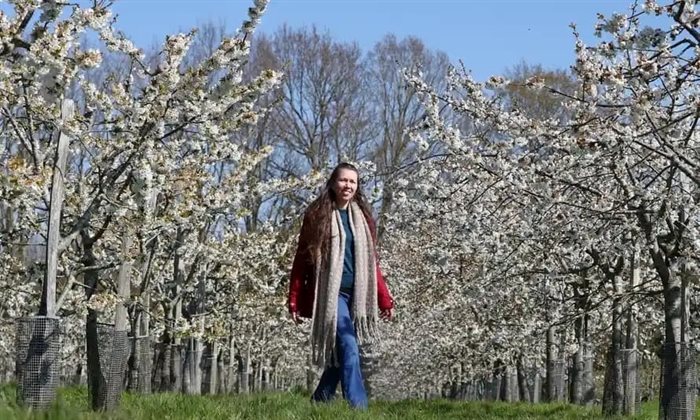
[311,291,368,409]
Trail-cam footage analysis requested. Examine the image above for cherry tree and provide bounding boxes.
[0,0,292,409]
[377,2,698,419]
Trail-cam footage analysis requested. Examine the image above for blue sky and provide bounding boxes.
[109,0,632,80]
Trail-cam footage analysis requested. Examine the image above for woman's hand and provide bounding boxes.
[380,308,393,321]
[290,311,303,324]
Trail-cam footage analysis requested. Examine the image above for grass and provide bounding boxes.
[0,384,671,419]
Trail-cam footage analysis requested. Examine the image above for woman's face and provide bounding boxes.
[332,168,358,207]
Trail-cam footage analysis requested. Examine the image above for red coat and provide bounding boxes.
[288,211,394,318]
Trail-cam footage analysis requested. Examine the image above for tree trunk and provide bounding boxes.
[202,341,219,394]
[517,354,531,402]
[505,367,518,402]
[250,361,256,393]
[112,236,131,387]
[571,343,584,405]
[15,316,61,409]
[137,300,152,394]
[85,235,131,411]
[262,358,270,391]
[182,338,195,394]
[216,345,225,394]
[157,340,171,392]
[209,342,220,394]
[493,359,505,401]
[127,314,139,392]
[583,343,595,405]
[134,186,157,394]
[454,363,463,400]
[623,245,640,415]
[639,209,696,419]
[168,228,186,392]
[557,331,567,403]
[571,311,593,405]
[271,366,276,392]
[184,268,207,395]
[240,342,251,394]
[182,330,204,395]
[545,326,557,402]
[170,339,182,392]
[647,358,656,402]
[151,342,164,391]
[227,335,237,393]
[255,360,262,392]
[532,371,542,403]
[658,266,695,420]
[86,309,103,409]
[602,274,624,416]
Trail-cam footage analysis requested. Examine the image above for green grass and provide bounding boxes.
[0,384,669,419]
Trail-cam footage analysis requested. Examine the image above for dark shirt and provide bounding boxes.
[339,209,355,292]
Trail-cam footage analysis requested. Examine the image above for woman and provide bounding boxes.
[287,162,393,409]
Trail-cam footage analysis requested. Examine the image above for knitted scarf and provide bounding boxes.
[310,201,379,368]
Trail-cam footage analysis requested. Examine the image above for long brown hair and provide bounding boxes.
[304,163,375,267]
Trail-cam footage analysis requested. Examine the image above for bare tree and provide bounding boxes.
[499,60,577,122]
[365,34,450,237]
[260,25,376,175]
